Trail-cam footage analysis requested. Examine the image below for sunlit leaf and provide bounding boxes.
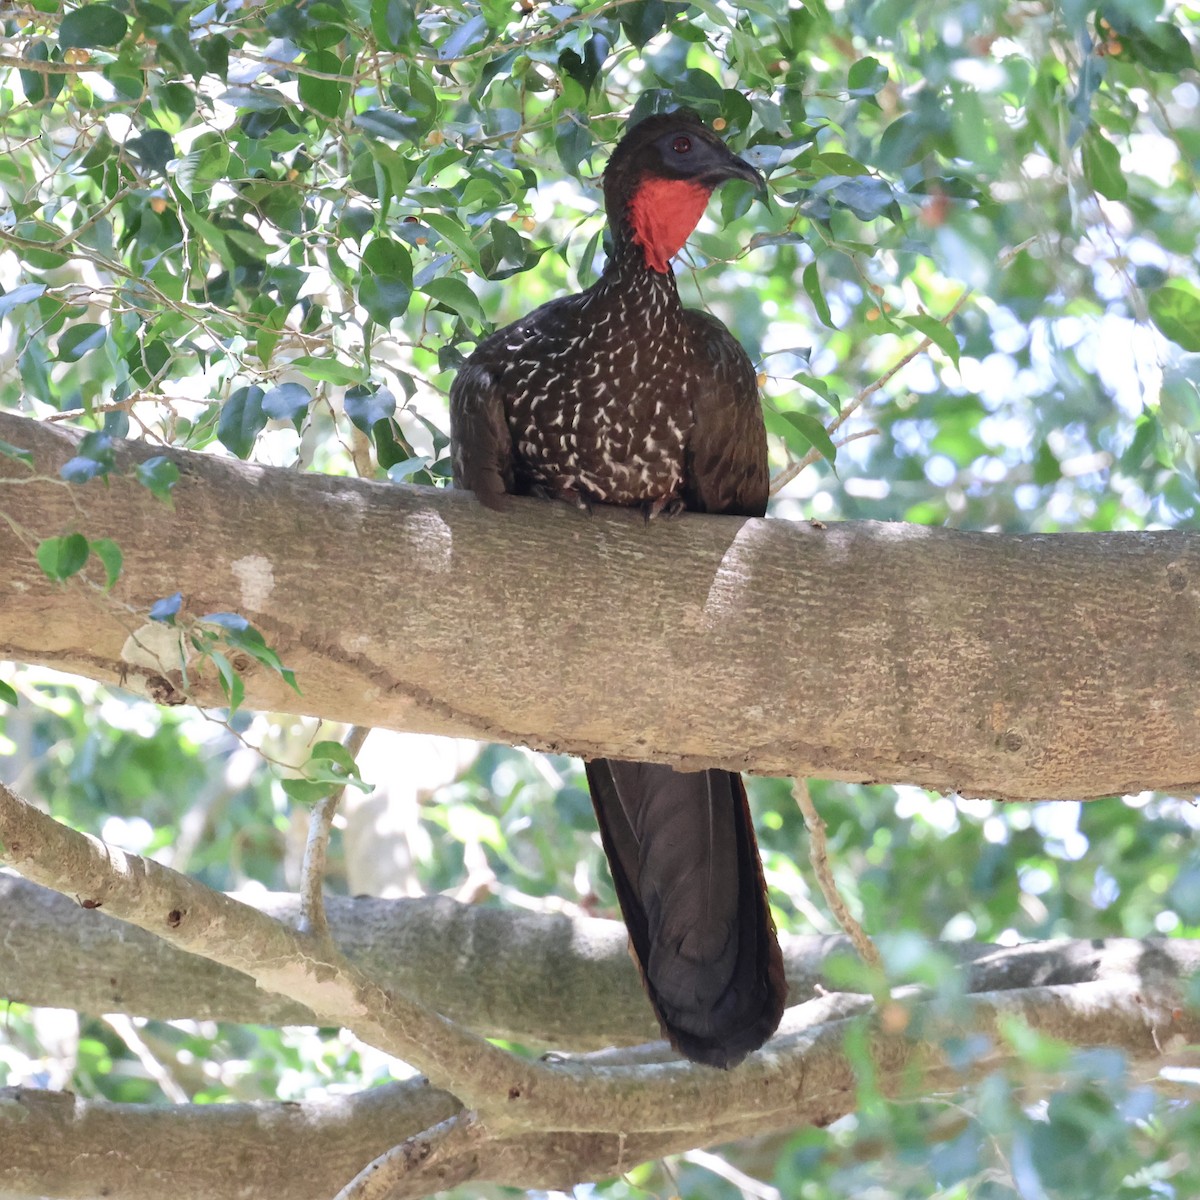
[57,323,107,362]
[37,534,90,581]
[1149,284,1200,352]
[89,538,122,591]
[901,314,961,365]
[150,592,183,623]
[803,262,834,328]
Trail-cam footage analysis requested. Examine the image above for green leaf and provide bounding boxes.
[18,41,62,106]
[354,109,421,142]
[298,50,350,119]
[59,432,115,484]
[0,440,33,467]
[811,151,871,176]
[803,263,834,328]
[136,455,181,502]
[371,0,415,50]
[784,411,837,465]
[363,238,413,281]
[89,537,122,591]
[262,383,311,422]
[901,314,962,365]
[290,356,368,386]
[309,740,361,775]
[37,533,90,581]
[217,385,267,459]
[0,680,17,707]
[175,143,230,197]
[209,649,245,712]
[620,0,671,48]
[387,455,431,481]
[1081,130,1127,202]
[793,372,841,410]
[57,323,107,362]
[203,614,301,694]
[1121,21,1195,73]
[344,385,396,432]
[421,213,482,272]
[59,4,128,49]
[359,273,412,324]
[302,740,370,790]
[847,56,888,98]
[282,777,337,804]
[0,283,47,319]
[440,12,489,59]
[421,276,486,325]
[1149,283,1200,352]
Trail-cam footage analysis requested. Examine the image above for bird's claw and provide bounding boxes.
[642,495,687,523]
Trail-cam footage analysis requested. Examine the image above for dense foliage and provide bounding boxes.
[2,0,1199,1196]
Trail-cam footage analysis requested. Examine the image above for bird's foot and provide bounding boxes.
[530,482,593,515]
[641,495,687,523]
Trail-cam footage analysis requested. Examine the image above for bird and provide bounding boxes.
[449,109,786,1068]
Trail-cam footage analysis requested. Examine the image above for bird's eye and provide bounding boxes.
[672,135,692,153]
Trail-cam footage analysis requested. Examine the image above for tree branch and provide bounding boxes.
[6,862,1198,1054]
[3,972,1197,1200]
[0,779,544,1107]
[3,411,1200,800]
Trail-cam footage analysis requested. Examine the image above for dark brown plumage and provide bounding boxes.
[450,110,786,1068]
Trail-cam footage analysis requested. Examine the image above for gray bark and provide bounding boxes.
[5,871,1193,1050]
[2,411,1200,800]
[3,968,1197,1200]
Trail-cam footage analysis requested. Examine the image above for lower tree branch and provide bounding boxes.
[2,868,1196,1053]
[0,779,540,1105]
[333,1114,482,1200]
[3,974,1195,1200]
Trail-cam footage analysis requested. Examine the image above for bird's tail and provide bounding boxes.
[584,759,787,1068]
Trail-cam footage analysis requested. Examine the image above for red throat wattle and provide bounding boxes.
[628,177,714,273]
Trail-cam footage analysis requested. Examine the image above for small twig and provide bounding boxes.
[332,1113,481,1200]
[44,395,146,423]
[102,1014,190,1104]
[298,724,370,941]
[792,778,882,970]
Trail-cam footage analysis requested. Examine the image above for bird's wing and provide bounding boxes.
[449,358,515,511]
[681,308,769,518]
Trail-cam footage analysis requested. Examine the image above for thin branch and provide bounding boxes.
[299,724,371,941]
[333,1113,481,1200]
[793,778,882,971]
[0,778,536,1107]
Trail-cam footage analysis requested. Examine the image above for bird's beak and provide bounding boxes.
[720,155,767,195]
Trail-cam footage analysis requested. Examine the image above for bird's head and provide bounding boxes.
[604,109,762,274]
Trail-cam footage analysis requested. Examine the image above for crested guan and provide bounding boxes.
[449,110,786,1068]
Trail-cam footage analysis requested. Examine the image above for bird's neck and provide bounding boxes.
[605,175,714,279]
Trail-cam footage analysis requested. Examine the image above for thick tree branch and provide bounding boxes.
[0,780,543,1110]
[7,774,1198,1150]
[5,871,1197,1053]
[3,411,1200,800]
[3,972,1197,1200]
[5,772,1200,1196]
